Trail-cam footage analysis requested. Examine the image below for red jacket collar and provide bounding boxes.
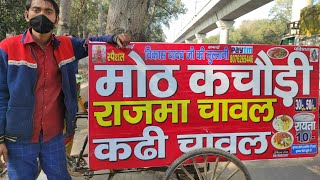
[21,28,61,49]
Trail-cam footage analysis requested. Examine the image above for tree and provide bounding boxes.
[145,0,186,42]
[0,0,27,40]
[56,0,72,35]
[203,35,219,44]
[106,0,186,42]
[228,19,287,44]
[1,0,185,41]
[269,0,292,23]
[222,0,292,45]
[98,0,103,36]
[69,0,109,37]
[106,0,149,41]
[269,0,293,36]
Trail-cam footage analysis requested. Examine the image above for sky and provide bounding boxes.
[164,0,275,42]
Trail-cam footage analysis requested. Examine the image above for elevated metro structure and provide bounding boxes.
[173,0,273,43]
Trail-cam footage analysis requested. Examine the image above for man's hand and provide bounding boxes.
[115,33,131,48]
[0,144,8,167]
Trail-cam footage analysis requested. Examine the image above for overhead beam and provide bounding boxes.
[173,0,273,43]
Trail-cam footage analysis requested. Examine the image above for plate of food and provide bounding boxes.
[267,47,289,59]
[272,115,293,132]
[271,132,294,149]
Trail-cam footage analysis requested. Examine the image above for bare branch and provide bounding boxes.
[155,2,172,15]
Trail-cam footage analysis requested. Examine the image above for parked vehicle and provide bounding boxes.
[280,3,320,46]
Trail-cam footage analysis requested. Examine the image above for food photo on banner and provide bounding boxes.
[87,42,319,170]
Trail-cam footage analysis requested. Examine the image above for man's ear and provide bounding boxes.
[24,11,30,22]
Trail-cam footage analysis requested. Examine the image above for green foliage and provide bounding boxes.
[0,0,184,41]
[147,22,165,42]
[269,0,292,22]
[229,19,287,44]
[69,0,109,37]
[67,0,186,40]
[300,3,320,35]
[145,0,186,42]
[203,35,219,43]
[0,0,28,40]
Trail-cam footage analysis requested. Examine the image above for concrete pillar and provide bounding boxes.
[195,33,206,43]
[216,20,235,44]
[185,39,193,43]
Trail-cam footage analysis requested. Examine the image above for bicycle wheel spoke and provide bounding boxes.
[180,165,195,180]
[175,172,183,180]
[164,148,251,180]
[204,155,208,178]
[192,157,203,180]
[214,161,231,180]
[226,168,240,180]
[210,156,220,180]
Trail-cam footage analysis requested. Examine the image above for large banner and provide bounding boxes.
[88,43,319,170]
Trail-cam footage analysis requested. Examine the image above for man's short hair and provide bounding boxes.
[25,0,60,15]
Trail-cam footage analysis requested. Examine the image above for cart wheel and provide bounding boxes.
[0,164,7,178]
[163,148,251,180]
[66,155,88,177]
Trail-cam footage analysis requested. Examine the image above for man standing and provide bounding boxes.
[0,0,131,179]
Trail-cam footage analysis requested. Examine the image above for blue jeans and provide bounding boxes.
[6,133,71,180]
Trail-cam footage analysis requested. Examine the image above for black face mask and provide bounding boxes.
[29,14,55,34]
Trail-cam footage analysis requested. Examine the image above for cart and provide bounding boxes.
[67,42,319,180]
[68,135,251,180]
[71,101,251,180]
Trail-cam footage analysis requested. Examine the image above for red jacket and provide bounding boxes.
[0,30,115,143]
